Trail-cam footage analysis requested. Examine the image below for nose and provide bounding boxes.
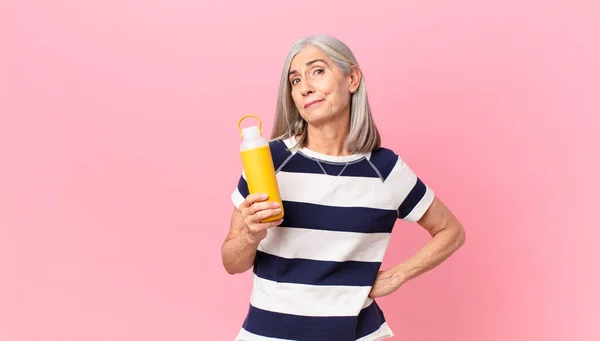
[300,79,314,96]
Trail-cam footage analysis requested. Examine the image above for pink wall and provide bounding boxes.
[1,1,598,340]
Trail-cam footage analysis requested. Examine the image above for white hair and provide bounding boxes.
[270,35,381,153]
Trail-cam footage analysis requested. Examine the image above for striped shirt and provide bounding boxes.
[231,136,435,341]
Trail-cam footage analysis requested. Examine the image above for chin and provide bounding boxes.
[300,111,330,126]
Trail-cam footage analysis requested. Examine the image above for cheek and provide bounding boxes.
[329,89,349,108]
[290,91,302,107]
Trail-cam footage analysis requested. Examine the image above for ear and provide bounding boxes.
[348,65,362,93]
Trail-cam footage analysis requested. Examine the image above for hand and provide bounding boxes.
[239,193,283,244]
[368,268,405,299]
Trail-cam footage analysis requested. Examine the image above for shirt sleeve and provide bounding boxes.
[231,171,249,209]
[388,156,435,223]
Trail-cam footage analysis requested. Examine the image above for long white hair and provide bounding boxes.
[271,35,381,154]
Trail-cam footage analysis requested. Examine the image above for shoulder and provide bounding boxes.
[367,146,401,181]
[267,138,289,153]
[268,138,294,169]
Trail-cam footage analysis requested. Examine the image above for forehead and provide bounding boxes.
[290,46,330,68]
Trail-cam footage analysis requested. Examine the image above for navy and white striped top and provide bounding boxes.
[231,137,435,341]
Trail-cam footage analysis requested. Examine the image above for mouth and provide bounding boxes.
[304,99,324,109]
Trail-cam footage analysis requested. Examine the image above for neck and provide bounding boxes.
[303,113,352,156]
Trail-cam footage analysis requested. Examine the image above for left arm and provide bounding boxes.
[369,196,466,298]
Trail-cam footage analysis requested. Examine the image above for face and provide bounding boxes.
[288,46,360,126]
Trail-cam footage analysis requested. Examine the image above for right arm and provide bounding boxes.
[221,193,283,275]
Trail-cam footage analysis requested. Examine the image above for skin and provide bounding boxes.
[221,45,466,299]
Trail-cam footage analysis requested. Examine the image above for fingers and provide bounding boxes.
[253,207,282,222]
[248,201,280,216]
[245,206,281,227]
[239,193,282,231]
[240,193,268,209]
[241,194,279,217]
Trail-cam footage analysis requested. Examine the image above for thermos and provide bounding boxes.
[238,115,284,222]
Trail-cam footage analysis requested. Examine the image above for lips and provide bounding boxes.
[304,99,324,109]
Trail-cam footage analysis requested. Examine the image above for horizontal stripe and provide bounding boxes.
[250,275,373,317]
[281,154,381,178]
[235,176,434,223]
[237,174,250,197]
[242,300,386,341]
[356,322,394,341]
[384,156,434,222]
[282,137,367,163]
[234,328,294,341]
[277,171,396,209]
[398,177,426,218]
[355,299,387,339]
[231,188,245,209]
[280,137,401,181]
[281,200,398,233]
[254,250,381,286]
[234,147,433,221]
[403,185,435,222]
[276,165,422,210]
[258,226,392,263]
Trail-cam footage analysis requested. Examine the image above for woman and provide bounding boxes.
[221,35,465,341]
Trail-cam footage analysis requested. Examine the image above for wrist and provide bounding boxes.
[390,265,409,287]
[242,226,264,246]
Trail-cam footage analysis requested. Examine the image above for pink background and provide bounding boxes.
[1,1,598,340]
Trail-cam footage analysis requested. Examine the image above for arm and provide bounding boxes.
[221,193,283,275]
[395,196,465,282]
[370,196,466,297]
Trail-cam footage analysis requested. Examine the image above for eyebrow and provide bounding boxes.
[289,59,328,76]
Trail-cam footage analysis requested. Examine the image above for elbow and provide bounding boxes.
[222,261,233,275]
[222,261,240,275]
[221,256,241,275]
[224,267,238,275]
[221,260,247,275]
[224,266,249,276]
[221,252,237,275]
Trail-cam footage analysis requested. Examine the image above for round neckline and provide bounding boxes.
[283,136,368,163]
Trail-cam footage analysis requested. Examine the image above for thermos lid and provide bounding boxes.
[239,115,263,139]
[242,126,261,139]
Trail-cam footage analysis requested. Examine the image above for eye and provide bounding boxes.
[314,68,324,75]
[290,78,300,86]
